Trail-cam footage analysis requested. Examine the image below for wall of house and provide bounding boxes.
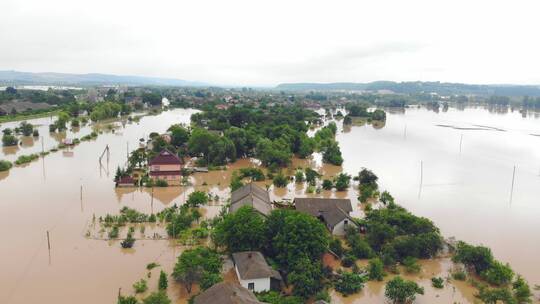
[235,266,271,292]
[151,164,181,171]
[332,219,356,236]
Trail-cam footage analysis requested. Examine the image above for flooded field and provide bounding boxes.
[1,107,539,303]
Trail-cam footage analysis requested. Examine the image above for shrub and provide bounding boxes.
[452,270,467,281]
[142,291,171,304]
[334,271,366,296]
[121,232,136,248]
[186,191,209,208]
[294,170,304,183]
[14,154,39,165]
[273,171,288,188]
[341,254,355,268]
[385,276,424,304]
[431,277,444,289]
[155,179,168,187]
[334,173,351,191]
[2,134,18,146]
[133,279,148,293]
[481,261,514,286]
[329,238,344,257]
[368,258,385,281]
[0,160,12,172]
[403,257,421,274]
[322,179,333,190]
[158,270,168,290]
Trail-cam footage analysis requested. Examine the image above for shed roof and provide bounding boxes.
[232,251,281,281]
[230,183,271,216]
[193,282,263,304]
[293,198,353,228]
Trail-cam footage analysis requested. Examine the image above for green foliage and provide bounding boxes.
[322,141,343,165]
[335,173,351,191]
[294,170,304,183]
[329,238,344,257]
[345,228,375,259]
[230,171,244,191]
[334,271,366,296]
[239,167,265,181]
[142,291,171,304]
[368,258,385,281]
[90,101,122,121]
[380,190,395,205]
[358,168,378,185]
[403,257,421,274]
[266,209,330,270]
[121,231,136,248]
[384,276,424,304]
[431,277,444,289]
[512,276,532,304]
[0,160,12,171]
[188,128,236,166]
[108,226,119,238]
[154,179,168,187]
[341,254,355,268]
[2,134,18,146]
[146,262,160,270]
[167,124,190,147]
[256,291,303,304]
[322,179,333,190]
[186,191,209,208]
[304,168,320,184]
[272,171,288,187]
[172,247,222,293]
[212,206,267,252]
[288,256,324,298]
[452,270,467,281]
[166,206,200,238]
[481,261,514,286]
[117,295,139,304]
[143,93,162,106]
[199,272,223,291]
[158,270,168,290]
[477,286,515,304]
[133,279,148,293]
[453,241,494,274]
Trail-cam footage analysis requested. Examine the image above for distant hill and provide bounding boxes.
[0,70,207,87]
[275,81,540,96]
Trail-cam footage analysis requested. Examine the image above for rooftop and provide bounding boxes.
[230,183,271,216]
[293,197,353,228]
[193,282,263,304]
[149,149,181,166]
[232,251,281,281]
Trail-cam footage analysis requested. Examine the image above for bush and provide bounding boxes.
[334,173,351,191]
[142,291,171,304]
[2,134,18,146]
[481,261,514,286]
[329,238,344,257]
[431,277,444,289]
[121,232,136,248]
[273,171,288,187]
[403,257,421,274]
[385,276,424,304]
[155,179,168,187]
[322,179,333,190]
[341,254,355,268]
[133,279,148,293]
[186,191,209,207]
[294,170,304,183]
[452,270,467,281]
[334,271,366,296]
[0,160,12,172]
[158,270,168,290]
[368,258,385,281]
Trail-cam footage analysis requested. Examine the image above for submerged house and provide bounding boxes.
[193,282,263,304]
[148,149,182,185]
[230,183,272,216]
[293,198,357,235]
[232,251,282,292]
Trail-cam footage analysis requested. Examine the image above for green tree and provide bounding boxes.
[453,241,494,274]
[168,124,190,147]
[481,261,514,286]
[512,275,532,303]
[322,141,343,165]
[0,160,12,172]
[186,191,209,208]
[368,258,385,281]
[267,209,329,270]
[335,173,351,191]
[142,291,171,304]
[172,247,222,293]
[212,206,267,252]
[288,256,324,298]
[2,134,18,146]
[334,271,366,296]
[117,295,139,304]
[384,276,424,304]
[200,272,223,290]
[158,270,168,290]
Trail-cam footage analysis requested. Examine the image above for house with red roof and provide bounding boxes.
[149,149,182,185]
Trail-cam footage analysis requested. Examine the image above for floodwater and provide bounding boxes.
[1,107,539,303]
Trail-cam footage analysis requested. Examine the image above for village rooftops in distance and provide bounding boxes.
[148,149,182,185]
[230,183,272,216]
[293,197,357,235]
[193,282,263,304]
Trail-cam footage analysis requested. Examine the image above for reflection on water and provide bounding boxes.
[1,107,540,303]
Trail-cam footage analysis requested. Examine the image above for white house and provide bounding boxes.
[293,198,358,235]
[232,251,281,292]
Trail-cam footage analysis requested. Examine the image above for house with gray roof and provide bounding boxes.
[293,197,357,235]
[232,251,281,292]
[230,183,272,216]
[193,282,263,304]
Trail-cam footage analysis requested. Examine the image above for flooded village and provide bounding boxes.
[1,86,540,304]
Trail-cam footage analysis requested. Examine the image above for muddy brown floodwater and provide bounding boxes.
[1,107,539,303]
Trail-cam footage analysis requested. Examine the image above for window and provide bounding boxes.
[248,283,255,290]
[344,220,349,225]
[153,165,160,171]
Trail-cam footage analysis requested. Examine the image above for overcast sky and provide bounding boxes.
[1,0,539,86]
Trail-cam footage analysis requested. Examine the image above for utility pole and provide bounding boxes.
[459,134,463,154]
[510,165,516,204]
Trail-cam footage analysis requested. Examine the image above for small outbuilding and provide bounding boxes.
[193,282,263,304]
[293,197,357,235]
[232,251,282,292]
[230,183,272,216]
[116,176,135,187]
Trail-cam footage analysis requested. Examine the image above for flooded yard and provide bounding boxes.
[1,107,539,303]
